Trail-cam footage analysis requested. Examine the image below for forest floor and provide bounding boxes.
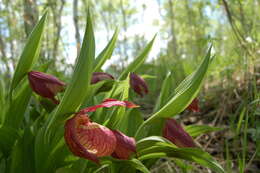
[148,72,260,173]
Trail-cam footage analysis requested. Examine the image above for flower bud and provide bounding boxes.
[91,72,114,84]
[130,73,148,97]
[163,118,196,148]
[28,71,65,104]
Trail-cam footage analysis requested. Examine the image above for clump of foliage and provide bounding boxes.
[0,11,225,173]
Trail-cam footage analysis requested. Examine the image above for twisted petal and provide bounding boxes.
[64,114,117,163]
[130,73,148,97]
[79,98,139,114]
[111,130,136,160]
[187,98,200,112]
[163,118,196,148]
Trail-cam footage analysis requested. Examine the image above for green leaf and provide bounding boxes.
[94,28,119,72]
[185,125,223,137]
[35,123,70,173]
[119,35,156,80]
[47,9,95,127]
[135,45,213,139]
[126,159,150,173]
[80,80,115,110]
[56,168,77,173]
[151,45,212,118]
[101,158,150,173]
[10,11,47,93]
[107,76,130,128]
[10,127,35,173]
[0,79,5,123]
[70,159,93,173]
[137,136,171,152]
[172,159,194,172]
[4,81,32,128]
[119,109,144,136]
[34,127,48,173]
[0,126,19,155]
[138,142,225,173]
[236,107,246,134]
[35,10,95,173]
[92,164,110,173]
[153,72,173,112]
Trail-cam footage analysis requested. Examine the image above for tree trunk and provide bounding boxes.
[51,0,66,63]
[73,0,81,56]
[23,0,38,36]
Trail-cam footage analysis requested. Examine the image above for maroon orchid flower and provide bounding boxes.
[28,71,65,104]
[64,99,138,163]
[130,73,148,97]
[65,113,117,163]
[187,98,200,112]
[163,118,196,148]
[91,72,114,84]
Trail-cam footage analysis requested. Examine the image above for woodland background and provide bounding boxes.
[0,0,259,172]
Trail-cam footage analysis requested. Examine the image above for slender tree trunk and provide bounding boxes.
[23,0,38,36]
[99,7,111,40]
[167,0,185,82]
[3,1,19,70]
[119,0,128,69]
[51,0,65,62]
[167,0,178,57]
[73,0,81,56]
[0,36,10,75]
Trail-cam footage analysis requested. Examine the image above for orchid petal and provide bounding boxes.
[111,130,136,160]
[79,98,139,114]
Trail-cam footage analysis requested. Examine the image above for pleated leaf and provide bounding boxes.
[138,141,224,173]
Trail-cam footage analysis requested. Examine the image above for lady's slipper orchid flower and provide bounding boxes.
[64,99,138,163]
[187,98,200,112]
[65,113,116,163]
[130,73,148,97]
[91,72,114,84]
[28,71,65,104]
[163,118,196,148]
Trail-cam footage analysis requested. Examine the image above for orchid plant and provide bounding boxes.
[0,10,224,173]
